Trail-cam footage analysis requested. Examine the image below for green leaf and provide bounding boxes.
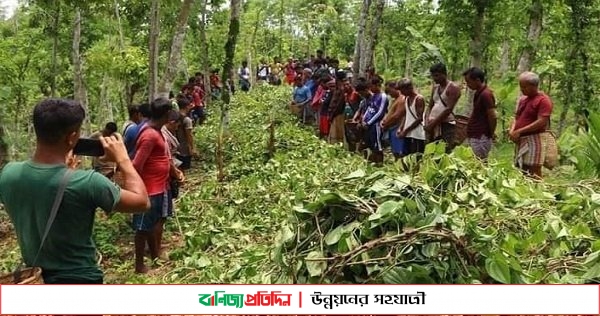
[382,267,409,284]
[324,225,344,246]
[583,263,600,280]
[195,256,211,268]
[485,255,511,284]
[421,242,439,258]
[344,169,366,180]
[305,251,327,277]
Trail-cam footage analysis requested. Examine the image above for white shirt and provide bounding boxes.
[404,95,426,140]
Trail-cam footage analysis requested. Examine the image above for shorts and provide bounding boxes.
[388,126,405,155]
[405,137,425,155]
[365,124,383,152]
[132,191,173,232]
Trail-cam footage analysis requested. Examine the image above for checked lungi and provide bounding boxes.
[515,133,546,168]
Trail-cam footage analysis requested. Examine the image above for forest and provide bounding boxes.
[0,0,600,285]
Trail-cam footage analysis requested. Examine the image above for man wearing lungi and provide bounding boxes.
[509,72,553,179]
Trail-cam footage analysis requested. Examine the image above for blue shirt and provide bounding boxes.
[124,119,148,158]
[293,85,312,104]
[362,92,388,126]
[305,79,317,95]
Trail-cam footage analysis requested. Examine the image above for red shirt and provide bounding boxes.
[514,92,553,135]
[467,85,496,138]
[133,126,171,196]
[345,90,360,106]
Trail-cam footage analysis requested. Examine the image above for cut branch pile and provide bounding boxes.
[275,144,600,284]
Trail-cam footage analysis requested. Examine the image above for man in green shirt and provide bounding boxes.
[0,98,150,284]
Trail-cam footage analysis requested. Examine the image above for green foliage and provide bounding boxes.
[276,141,600,284]
[574,113,600,177]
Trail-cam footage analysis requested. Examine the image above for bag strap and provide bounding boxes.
[438,86,449,109]
[31,168,73,267]
[406,96,419,121]
[11,168,72,283]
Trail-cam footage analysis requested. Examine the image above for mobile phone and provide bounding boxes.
[73,138,105,157]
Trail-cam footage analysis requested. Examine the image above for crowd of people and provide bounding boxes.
[285,59,555,181]
[0,49,556,285]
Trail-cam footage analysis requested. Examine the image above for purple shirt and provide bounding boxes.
[362,92,388,126]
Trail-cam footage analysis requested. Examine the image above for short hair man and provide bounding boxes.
[123,105,142,135]
[131,97,184,273]
[124,103,151,157]
[0,98,149,284]
[425,62,462,153]
[463,67,497,160]
[397,79,426,156]
[510,71,553,179]
[358,75,388,165]
[175,95,196,170]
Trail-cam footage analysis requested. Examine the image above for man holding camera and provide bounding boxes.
[0,98,150,284]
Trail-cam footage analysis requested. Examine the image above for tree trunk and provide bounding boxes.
[157,0,194,99]
[100,73,113,123]
[516,0,543,73]
[352,0,371,80]
[148,0,160,103]
[278,0,284,57]
[72,8,90,133]
[362,0,385,73]
[199,0,211,103]
[114,0,132,113]
[221,0,241,106]
[404,47,412,78]
[50,1,60,97]
[0,124,7,166]
[558,46,576,136]
[469,2,485,68]
[249,8,263,86]
[499,38,510,75]
[217,0,242,183]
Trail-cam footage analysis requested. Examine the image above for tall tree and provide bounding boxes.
[469,0,488,68]
[361,0,385,73]
[50,0,61,97]
[157,0,195,98]
[72,8,90,133]
[217,0,241,183]
[148,0,160,102]
[221,0,241,106]
[516,0,543,73]
[199,0,212,103]
[352,0,371,80]
[559,0,594,133]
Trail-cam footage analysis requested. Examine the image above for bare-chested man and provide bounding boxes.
[424,63,461,153]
